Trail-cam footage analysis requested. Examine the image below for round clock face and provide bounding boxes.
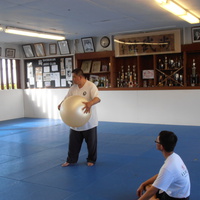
[100,36,110,48]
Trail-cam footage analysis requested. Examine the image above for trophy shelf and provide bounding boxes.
[75,43,200,90]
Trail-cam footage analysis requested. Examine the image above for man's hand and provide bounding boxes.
[58,103,62,110]
[137,184,145,197]
[82,101,92,113]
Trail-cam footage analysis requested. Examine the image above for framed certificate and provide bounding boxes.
[34,43,46,57]
[5,48,16,58]
[81,60,92,73]
[22,44,35,58]
[91,61,101,73]
[57,40,70,55]
[49,43,57,55]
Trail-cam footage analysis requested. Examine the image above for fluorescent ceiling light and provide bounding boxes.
[155,0,167,3]
[0,26,3,31]
[179,12,200,24]
[155,0,200,24]
[161,1,186,16]
[5,27,65,40]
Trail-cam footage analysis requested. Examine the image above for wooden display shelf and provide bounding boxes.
[75,43,200,90]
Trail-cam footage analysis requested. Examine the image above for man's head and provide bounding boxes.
[72,68,86,85]
[156,131,178,152]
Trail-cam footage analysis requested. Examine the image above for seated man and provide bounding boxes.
[136,131,190,200]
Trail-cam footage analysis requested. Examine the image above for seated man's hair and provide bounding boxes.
[159,131,178,152]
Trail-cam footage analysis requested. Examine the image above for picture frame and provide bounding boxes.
[89,75,99,86]
[142,70,154,79]
[192,26,200,43]
[102,64,108,72]
[22,44,35,58]
[5,48,16,58]
[34,43,46,57]
[49,43,57,55]
[57,40,70,55]
[81,37,95,53]
[91,61,101,73]
[81,60,92,73]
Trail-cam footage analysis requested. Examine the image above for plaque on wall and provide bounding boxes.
[114,29,181,57]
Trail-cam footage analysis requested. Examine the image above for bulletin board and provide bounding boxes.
[24,56,73,88]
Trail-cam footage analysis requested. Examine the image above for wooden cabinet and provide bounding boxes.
[154,53,184,87]
[75,51,116,88]
[182,43,200,87]
[75,43,200,90]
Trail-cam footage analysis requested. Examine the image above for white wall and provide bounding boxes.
[98,90,200,126]
[1,87,199,126]
[22,88,200,126]
[0,90,24,121]
[23,88,67,119]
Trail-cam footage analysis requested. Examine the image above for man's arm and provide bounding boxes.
[82,97,101,113]
[137,174,158,198]
[138,185,159,200]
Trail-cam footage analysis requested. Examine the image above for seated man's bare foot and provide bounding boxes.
[61,162,70,167]
[87,162,94,166]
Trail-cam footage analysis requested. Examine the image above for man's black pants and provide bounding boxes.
[66,127,97,164]
[157,192,189,200]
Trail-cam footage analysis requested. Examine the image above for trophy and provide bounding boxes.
[179,75,183,85]
[190,59,198,86]
[174,73,179,86]
[128,72,133,87]
[132,65,137,87]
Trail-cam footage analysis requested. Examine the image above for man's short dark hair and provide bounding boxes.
[72,68,85,77]
[159,131,178,152]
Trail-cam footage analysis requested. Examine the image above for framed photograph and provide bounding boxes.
[91,61,101,73]
[34,43,46,57]
[81,60,92,73]
[5,48,16,58]
[57,40,70,55]
[49,43,57,55]
[192,27,200,43]
[102,64,108,72]
[22,44,34,58]
[89,75,99,86]
[81,37,95,53]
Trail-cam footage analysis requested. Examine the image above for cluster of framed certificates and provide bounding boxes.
[22,40,70,58]
[81,60,108,73]
[22,37,96,58]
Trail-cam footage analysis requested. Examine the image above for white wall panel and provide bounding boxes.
[0,90,24,121]
[21,89,200,126]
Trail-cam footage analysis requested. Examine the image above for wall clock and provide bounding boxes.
[100,36,110,48]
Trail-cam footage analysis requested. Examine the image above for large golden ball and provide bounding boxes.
[60,95,91,127]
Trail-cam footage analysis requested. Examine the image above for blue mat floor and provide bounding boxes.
[0,118,199,200]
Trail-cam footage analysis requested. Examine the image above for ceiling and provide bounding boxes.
[0,0,200,44]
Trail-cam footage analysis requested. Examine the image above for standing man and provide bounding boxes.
[58,68,101,167]
[136,131,190,200]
